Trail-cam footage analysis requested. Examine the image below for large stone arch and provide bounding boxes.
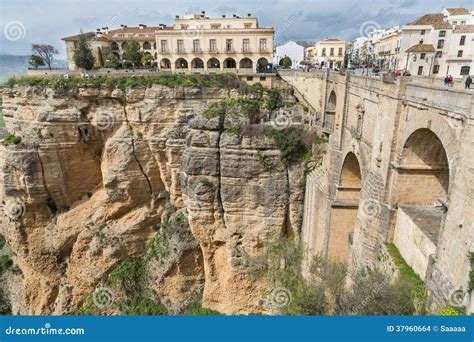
[160,58,171,69]
[392,128,450,279]
[223,58,236,69]
[239,58,253,69]
[191,58,204,69]
[328,152,363,262]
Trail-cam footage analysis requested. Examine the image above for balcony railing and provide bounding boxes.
[225,48,236,53]
[176,48,186,54]
[192,48,203,53]
[160,48,170,54]
[259,48,269,53]
[208,48,218,53]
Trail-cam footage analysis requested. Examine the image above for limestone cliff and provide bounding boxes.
[0,79,306,315]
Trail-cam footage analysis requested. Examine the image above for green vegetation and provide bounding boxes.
[97,47,104,68]
[141,54,154,66]
[249,238,428,315]
[184,292,223,316]
[28,55,45,69]
[105,255,148,299]
[468,252,474,292]
[73,33,95,70]
[441,305,464,316]
[257,151,275,173]
[202,97,260,119]
[2,133,21,146]
[119,297,168,315]
[105,53,120,69]
[267,127,312,166]
[279,56,292,68]
[0,255,13,274]
[122,40,143,68]
[7,73,244,92]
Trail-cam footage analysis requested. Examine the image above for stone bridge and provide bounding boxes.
[279,70,474,308]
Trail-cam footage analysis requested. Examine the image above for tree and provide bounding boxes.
[73,33,95,70]
[141,53,153,66]
[105,53,120,69]
[31,44,58,70]
[29,55,45,69]
[123,40,143,68]
[279,56,292,68]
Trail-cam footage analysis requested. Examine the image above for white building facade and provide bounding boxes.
[274,41,305,69]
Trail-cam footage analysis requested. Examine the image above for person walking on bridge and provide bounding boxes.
[465,75,472,90]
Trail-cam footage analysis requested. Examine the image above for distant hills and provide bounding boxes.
[0,55,68,84]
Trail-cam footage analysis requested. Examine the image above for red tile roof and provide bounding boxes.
[454,25,474,33]
[445,8,470,15]
[408,13,451,29]
[406,44,436,53]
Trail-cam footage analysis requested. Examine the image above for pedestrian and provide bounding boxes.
[444,75,449,86]
[448,75,454,87]
[465,75,472,90]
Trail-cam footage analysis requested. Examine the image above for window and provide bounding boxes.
[242,39,250,52]
[417,66,423,75]
[419,39,424,44]
[338,47,343,56]
[193,39,201,52]
[244,23,252,29]
[322,48,326,56]
[209,39,217,52]
[143,42,151,50]
[180,24,188,29]
[259,39,267,52]
[460,35,466,46]
[435,51,442,58]
[247,76,253,81]
[210,24,221,29]
[458,50,463,57]
[160,40,168,52]
[437,39,444,49]
[453,21,457,25]
[439,30,446,37]
[226,39,233,52]
[260,76,266,81]
[420,53,426,59]
[330,47,334,56]
[461,66,471,75]
[433,65,440,74]
[177,39,184,53]
[421,29,425,35]
[461,21,466,26]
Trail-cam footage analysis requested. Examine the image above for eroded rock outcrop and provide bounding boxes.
[0,81,306,315]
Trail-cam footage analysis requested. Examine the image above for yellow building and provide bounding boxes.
[311,39,348,69]
[62,12,274,73]
[375,28,401,70]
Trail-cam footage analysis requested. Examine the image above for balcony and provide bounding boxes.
[175,48,187,54]
[159,48,170,54]
[225,48,237,54]
[446,54,473,61]
[192,48,203,54]
[207,48,218,54]
[259,48,269,53]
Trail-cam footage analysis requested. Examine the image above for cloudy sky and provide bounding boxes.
[0,0,470,58]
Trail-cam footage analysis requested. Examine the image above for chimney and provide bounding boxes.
[248,13,251,17]
[102,27,109,34]
[175,15,179,19]
[139,24,146,29]
[233,14,236,18]
[222,15,226,18]
[201,11,205,14]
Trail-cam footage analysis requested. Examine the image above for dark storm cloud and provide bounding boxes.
[0,0,468,58]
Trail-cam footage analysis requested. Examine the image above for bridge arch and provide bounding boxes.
[328,152,362,262]
[324,90,337,131]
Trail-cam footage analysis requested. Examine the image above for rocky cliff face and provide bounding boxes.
[0,81,305,315]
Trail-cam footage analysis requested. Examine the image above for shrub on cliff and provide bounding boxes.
[249,238,426,316]
[2,134,21,146]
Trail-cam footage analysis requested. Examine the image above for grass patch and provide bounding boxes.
[119,297,168,315]
[267,127,312,166]
[2,133,21,146]
[184,292,223,316]
[6,74,245,92]
[0,255,13,274]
